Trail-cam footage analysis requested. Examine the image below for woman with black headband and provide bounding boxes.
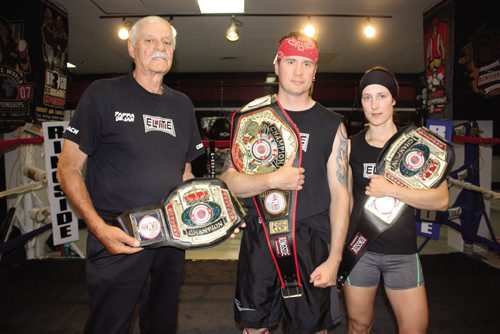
[343,66,449,334]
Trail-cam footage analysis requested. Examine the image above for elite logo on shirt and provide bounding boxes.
[363,163,377,178]
[143,114,176,136]
[115,111,135,122]
[300,132,309,152]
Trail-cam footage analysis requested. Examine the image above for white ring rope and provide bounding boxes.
[0,181,46,199]
[447,177,500,200]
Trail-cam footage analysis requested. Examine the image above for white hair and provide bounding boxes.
[129,16,176,49]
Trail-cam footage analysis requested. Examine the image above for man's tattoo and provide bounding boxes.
[221,153,233,173]
[336,126,348,187]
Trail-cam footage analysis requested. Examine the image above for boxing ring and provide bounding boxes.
[418,121,500,253]
[1,125,499,260]
[0,137,233,260]
[202,130,500,255]
[0,134,83,260]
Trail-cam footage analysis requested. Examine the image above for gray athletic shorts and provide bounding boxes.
[345,251,424,290]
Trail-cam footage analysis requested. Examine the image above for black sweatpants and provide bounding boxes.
[84,232,185,334]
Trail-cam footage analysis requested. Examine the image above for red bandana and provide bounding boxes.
[275,36,319,63]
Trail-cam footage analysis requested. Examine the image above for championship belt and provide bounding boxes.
[230,95,303,298]
[337,125,455,286]
[116,178,244,249]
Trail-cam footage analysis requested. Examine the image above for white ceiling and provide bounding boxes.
[53,0,441,75]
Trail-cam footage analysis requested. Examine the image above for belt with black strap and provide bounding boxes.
[230,94,303,298]
[115,178,244,250]
[337,125,455,287]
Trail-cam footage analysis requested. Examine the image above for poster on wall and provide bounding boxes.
[38,0,68,123]
[0,0,67,133]
[0,16,35,132]
[453,0,499,154]
[454,0,499,117]
[423,1,453,116]
[458,23,500,98]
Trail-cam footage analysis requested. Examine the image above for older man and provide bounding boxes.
[57,16,204,333]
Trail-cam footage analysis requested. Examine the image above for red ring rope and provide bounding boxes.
[0,137,44,150]
[201,140,230,149]
[452,135,500,145]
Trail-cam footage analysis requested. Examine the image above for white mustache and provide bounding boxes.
[151,52,168,60]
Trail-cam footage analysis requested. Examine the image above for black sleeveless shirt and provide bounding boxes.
[349,129,417,254]
[245,103,343,239]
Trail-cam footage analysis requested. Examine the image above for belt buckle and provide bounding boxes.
[281,285,303,299]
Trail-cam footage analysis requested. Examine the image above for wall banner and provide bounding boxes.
[423,0,454,117]
[1,0,68,133]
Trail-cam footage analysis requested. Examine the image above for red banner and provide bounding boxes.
[423,1,453,116]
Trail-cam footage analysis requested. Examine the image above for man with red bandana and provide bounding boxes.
[222,31,350,334]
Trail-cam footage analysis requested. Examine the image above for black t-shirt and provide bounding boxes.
[63,73,204,216]
[349,129,417,254]
[245,102,343,238]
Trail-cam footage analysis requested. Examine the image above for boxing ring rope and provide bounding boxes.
[418,127,500,253]
[2,132,498,256]
[0,135,84,259]
[0,165,47,198]
[0,136,44,151]
[201,139,230,149]
[447,177,500,200]
[452,135,500,145]
[0,136,234,258]
[0,180,46,198]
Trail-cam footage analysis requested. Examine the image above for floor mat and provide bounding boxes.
[0,253,498,333]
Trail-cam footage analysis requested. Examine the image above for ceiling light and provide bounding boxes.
[363,18,376,38]
[118,18,131,40]
[197,0,244,14]
[66,62,76,68]
[302,17,316,38]
[302,24,316,38]
[168,17,178,38]
[226,16,243,42]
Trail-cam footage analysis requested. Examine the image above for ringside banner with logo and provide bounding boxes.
[42,121,79,245]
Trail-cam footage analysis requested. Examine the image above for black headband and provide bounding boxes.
[359,69,398,99]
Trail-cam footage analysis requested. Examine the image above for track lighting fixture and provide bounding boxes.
[302,17,316,38]
[168,16,178,38]
[363,18,376,38]
[226,16,243,42]
[117,18,131,40]
[104,13,389,43]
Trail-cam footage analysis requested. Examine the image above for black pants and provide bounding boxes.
[84,233,185,334]
[235,216,339,333]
